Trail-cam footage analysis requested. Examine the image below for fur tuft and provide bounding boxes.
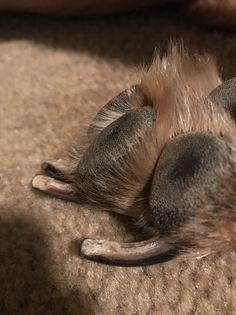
[135,45,236,254]
[72,45,236,255]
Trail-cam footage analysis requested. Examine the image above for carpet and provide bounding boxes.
[0,9,235,315]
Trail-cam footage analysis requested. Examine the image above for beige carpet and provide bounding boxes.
[0,9,236,315]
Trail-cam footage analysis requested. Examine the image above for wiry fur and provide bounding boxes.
[70,45,236,257]
[136,45,236,255]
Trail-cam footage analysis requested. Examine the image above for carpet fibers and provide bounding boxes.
[0,10,236,315]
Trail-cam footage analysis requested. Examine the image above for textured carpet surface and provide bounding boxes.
[0,10,236,315]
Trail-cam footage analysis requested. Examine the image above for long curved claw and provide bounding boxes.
[79,237,179,267]
[32,174,78,202]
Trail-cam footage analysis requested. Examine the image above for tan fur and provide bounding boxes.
[131,45,236,254]
[88,108,124,139]
[177,157,236,256]
[140,45,234,143]
[73,45,236,246]
[69,45,236,259]
[126,44,235,193]
[2,9,236,314]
